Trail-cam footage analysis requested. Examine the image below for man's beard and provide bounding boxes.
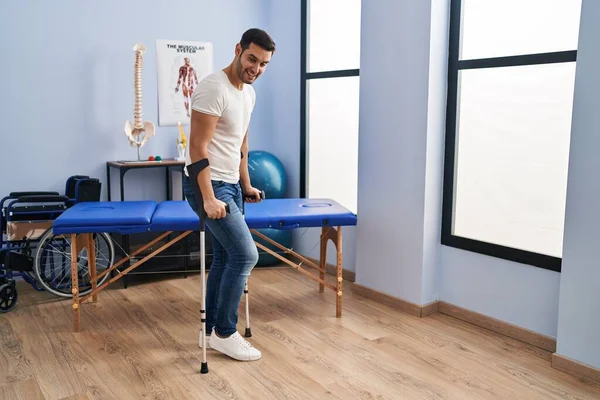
[236,58,256,84]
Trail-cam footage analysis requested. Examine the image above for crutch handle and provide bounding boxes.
[243,190,266,202]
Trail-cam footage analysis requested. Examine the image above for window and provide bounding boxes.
[301,0,361,214]
[442,0,582,272]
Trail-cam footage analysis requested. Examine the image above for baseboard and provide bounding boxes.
[351,284,436,317]
[438,301,556,352]
[347,284,556,353]
[552,353,600,385]
[421,300,439,317]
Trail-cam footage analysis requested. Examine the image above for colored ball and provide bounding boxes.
[252,228,293,266]
[155,155,162,161]
[148,156,155,161]
[248,151,287,199]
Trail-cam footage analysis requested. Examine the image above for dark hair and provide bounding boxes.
[240,28,276,53]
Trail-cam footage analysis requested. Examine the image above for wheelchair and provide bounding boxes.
[0,175,115,312]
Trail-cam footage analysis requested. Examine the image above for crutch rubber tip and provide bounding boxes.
[200,362,209,374]
[245,327,252,337]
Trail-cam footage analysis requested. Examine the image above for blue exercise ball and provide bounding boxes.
[252,228,293,266]
[248,150,287,199]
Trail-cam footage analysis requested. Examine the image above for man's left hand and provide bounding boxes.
[243,187,263,203]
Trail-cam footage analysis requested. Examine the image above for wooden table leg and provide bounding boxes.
[87,233,97,303]
[334,226,343,318]
[319,227,328,292]
[71,233,81,332]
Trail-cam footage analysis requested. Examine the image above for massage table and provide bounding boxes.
[51,196,357,371]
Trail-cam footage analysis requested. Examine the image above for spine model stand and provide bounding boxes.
[124,43,155,161]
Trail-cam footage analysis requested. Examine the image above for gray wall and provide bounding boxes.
[556,0,600,370]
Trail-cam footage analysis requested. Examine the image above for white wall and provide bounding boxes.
[355,0,436,305]
[261,0,301,197]
[555,0,600,370]
[422,0,449,305]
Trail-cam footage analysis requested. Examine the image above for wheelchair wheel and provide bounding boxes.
[33,229,115,298]
[0,282,18,313]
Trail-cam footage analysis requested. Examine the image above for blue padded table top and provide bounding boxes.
[149,198,357,232]
[52,198,357,234]
[150,201,199,231]
[244,198,357,229]
[52,201,158,234]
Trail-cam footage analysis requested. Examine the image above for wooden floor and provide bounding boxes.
[1,265,599,400]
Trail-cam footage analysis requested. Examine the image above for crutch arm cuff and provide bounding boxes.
[186,158,231,216]
[186,158,210,179]
[186,158,210,214]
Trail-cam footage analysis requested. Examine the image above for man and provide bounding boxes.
[182,28,275,361]
[174,57,199,117]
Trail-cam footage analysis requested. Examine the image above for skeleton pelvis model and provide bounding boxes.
[124,43,155,155]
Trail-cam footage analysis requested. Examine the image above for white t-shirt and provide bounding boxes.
[185,70,255,183]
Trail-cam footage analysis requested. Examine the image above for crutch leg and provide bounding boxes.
[241,189,264,338]
[199,217,208,374]
[244,279,251,337]
[187,158,230,375]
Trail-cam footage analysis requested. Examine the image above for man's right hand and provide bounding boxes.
[204,198,228,219]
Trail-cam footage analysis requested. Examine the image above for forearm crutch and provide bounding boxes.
[241,189,265,338]
[187,157,264,373]
[187,159,229,375]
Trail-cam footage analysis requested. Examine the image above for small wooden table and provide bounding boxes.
[106,159,186,201]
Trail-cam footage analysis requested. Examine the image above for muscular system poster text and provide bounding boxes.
[156,39,213,126]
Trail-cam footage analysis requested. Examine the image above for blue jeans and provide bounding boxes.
[182,175,259,337]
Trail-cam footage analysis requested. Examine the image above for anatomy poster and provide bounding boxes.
[156,39,213,126]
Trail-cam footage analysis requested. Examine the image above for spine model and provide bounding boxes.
[124,43,155,158]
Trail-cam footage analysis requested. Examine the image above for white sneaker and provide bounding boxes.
[209,330,262,361]
[198,330,211,348]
